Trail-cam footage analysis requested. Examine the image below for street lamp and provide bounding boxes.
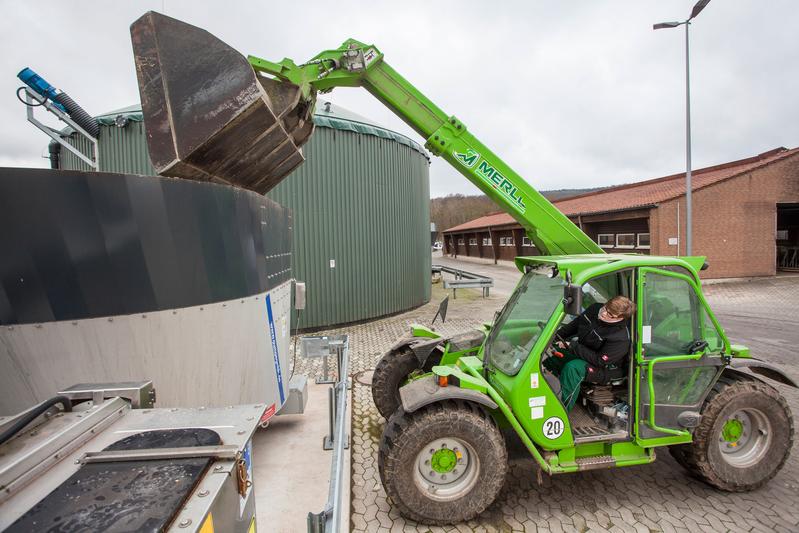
[654,0,711,256]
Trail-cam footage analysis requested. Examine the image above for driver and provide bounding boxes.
[543,296,634,411]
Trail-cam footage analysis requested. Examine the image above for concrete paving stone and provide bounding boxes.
[632,515,660,531]
[704,507,735,524]
[724,523,753,533]
[506,515,524,531]
[656,511,686,529]
[678,516,702,531]
[640,504,661,524]
[743,517,777,533]
[362,502,378,522]
[608,522,637,533]
[376,510,393,529]
[521,520,537,532]
[681,510,710,526]
[569,513,587,532]
[657,521,676,533]
[352,514,369,531]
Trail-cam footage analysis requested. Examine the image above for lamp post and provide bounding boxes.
[654,0,711,256]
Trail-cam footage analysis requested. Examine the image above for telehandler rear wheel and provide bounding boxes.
[670,374,793,491]
[378,401,507,525]
[372,348,441,418]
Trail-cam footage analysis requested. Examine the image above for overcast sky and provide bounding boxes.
[1,1,796,197]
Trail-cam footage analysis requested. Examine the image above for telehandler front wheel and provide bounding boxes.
[671,374,793,492]
[378,401,507,525]
[372,348,441,419]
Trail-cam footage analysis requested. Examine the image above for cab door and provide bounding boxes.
[634,267,726,446]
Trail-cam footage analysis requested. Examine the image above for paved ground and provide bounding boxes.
[294,261,799,533]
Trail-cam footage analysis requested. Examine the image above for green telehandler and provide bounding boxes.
[131,12,796,525]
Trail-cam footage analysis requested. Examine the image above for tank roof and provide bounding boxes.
[93,100,428,159]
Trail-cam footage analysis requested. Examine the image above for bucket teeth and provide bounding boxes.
[130,11,314,193]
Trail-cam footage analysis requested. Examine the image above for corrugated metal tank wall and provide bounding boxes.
[59,121,156,175]
[56,103,431,329]
[267,127,431,329]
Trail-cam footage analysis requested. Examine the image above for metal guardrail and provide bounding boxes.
[433,264,494,298]
[303,335,349,533]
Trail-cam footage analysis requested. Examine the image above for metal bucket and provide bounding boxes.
[130,11,314,193]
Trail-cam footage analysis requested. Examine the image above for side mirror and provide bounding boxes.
[563,285,582,316]
[432,295,449,325]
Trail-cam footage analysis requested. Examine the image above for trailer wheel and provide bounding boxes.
[378,401,507,525]
[674,374,793,492]
[372,348,440,418]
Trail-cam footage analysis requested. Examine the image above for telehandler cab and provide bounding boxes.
[131,12,796,525]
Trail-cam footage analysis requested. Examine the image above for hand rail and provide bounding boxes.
[307,335,349,533]
[644,353,702,436]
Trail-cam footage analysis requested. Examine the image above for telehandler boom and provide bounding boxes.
[131,12,796,526]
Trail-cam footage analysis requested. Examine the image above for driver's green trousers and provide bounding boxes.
[542,351,587,411]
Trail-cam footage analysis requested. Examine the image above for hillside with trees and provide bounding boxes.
[431,188,598,238]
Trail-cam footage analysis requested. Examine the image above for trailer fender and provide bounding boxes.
[398,375,498,413]
[728,359,798,388]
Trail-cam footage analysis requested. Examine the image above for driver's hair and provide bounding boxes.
[605,295,634,319]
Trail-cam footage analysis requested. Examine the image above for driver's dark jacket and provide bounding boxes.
[556,303,630,384]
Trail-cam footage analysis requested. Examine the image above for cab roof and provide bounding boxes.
[514,254,706,281]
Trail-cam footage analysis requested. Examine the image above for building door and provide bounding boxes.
[777,203,799,271]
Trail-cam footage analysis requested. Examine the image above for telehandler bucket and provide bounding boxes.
[130,11,314,193]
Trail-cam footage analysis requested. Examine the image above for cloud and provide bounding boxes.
[1,1,796,198]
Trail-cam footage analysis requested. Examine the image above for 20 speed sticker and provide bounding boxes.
[543,416,565,440]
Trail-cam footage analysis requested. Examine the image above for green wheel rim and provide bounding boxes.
[414,437,480,502]
[718,408,772,468]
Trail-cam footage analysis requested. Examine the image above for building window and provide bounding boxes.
[482,237,492,246]
[777,230,789,240]
[457,238,464,245]
[637,233,651,249]
[469,238,477,246]
[504,236,514,246]
[522,236,533,247]
[616,233,635,249]
[597,234,615,248]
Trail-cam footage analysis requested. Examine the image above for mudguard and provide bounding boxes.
[399,375,498,413]
[728,358,797,388]
[388,337,443,367]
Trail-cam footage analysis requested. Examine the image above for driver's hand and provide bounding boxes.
[556,340,569,349]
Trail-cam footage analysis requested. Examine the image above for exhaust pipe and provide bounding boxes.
[130,11,315,194]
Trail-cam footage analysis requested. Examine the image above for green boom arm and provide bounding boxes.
[249,39,602,256]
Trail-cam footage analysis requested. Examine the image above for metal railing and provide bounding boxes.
[433,265,494,298]
[303,335,349,533]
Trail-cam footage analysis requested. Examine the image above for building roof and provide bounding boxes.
[444,146,799,232]
[444,211,517,233]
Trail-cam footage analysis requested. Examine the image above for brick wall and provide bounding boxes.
[652,153,799,278]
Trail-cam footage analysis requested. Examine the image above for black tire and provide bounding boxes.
[372,348,441,419]
[378,401,507,525]
[673,373,793,492]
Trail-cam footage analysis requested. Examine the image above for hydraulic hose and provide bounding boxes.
[0,395,73,446]
[53,93,100,138]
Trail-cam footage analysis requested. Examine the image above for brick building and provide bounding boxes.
[443,147,799,278]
